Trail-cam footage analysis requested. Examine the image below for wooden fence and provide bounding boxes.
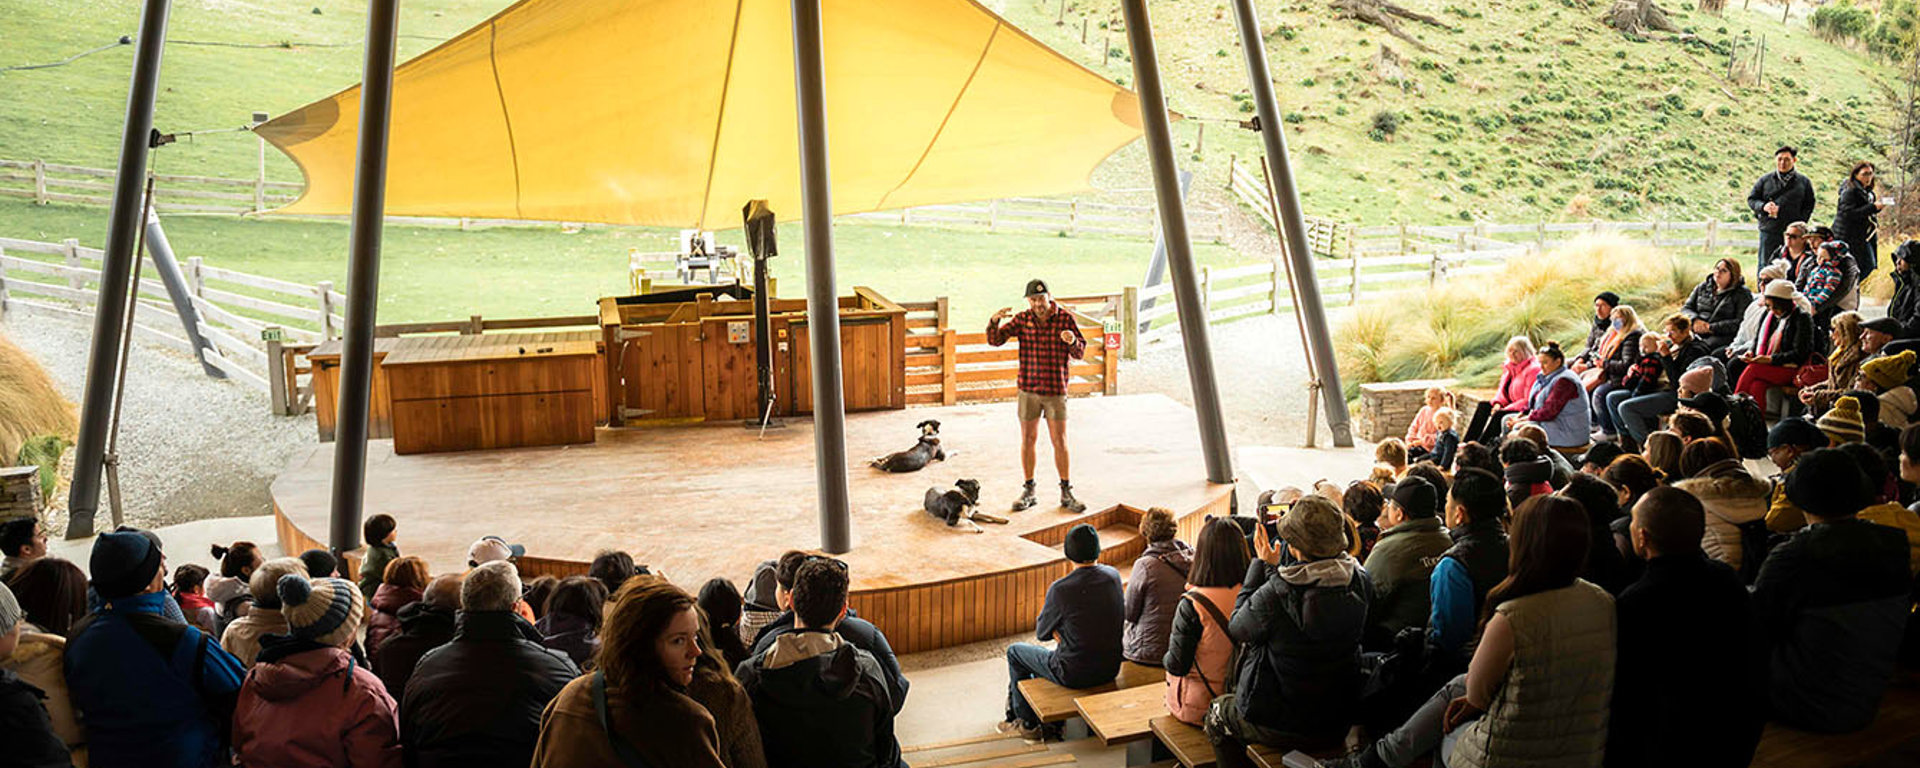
[842,196,1229,241]
[898,295,1120,405]
[0,159,301,215]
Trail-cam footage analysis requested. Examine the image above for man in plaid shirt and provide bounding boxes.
[988,279,1089,512]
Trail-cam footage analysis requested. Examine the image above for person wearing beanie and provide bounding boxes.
[66,530,247,768]
[1204,496,1372,767]
[1362,477,1453,651]
[0,580,73,767]
[1856,349,1919,429]
[221,557,308,666]
[233,576,400,768]
[1755,448,1911,733]
[1000,523,1122,740]
[1764,418,1828,533]
[299,548,339,578]
[1817,395,1868,445]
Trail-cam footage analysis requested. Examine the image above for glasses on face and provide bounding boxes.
[804,554,849,571]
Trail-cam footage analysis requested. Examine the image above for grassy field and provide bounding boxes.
[0,197,1248,325]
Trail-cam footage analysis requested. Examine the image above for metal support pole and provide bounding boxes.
[792,0,853,554]
[1118,0,1234,484]
[66,0,171,539]
[143,211,224,379]
[328,0,401,556]
[1227,0,1355,447]
[1136,170,1192,332]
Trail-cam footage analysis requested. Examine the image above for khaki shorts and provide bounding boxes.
[1017,391,1067,422]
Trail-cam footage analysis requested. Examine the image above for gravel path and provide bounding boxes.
[3,310,314,532]
[1122,308,1342,449]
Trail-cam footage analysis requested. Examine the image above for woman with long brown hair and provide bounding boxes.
[688,586,768,768]
[531,579,728,768]
[1329,496,1615,768]
[366,555,430,656]
[1681,257,1754,351]
[1835,161,1885,279]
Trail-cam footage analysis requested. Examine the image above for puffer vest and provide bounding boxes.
[1527,365,1590,448]
[1450,580,1615,768]
[1443,520,1509,617]
[1164,585,1236,725]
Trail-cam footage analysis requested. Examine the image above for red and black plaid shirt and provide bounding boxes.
[987,302,1087,396]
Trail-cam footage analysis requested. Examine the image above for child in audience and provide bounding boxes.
[1430,408,1460,471]
[172,564,218,636]
[359,513,400,600]
[1622,333,1666,398]
[1343,483,1385,562]
[209,541,263,627]
[1405,387,1452,456]
[1641,431,1683,481]
[1375,439,1410,480]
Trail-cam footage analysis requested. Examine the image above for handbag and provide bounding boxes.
[592,671,655,768]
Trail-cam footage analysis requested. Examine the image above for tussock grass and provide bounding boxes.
[0,333,76,467]
[1337,235,1691,397]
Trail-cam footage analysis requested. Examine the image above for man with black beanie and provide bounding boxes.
[999,523,1121,739]
[1754,448,1910,733]
[1362,477,1453,650]
[65,529,247,768]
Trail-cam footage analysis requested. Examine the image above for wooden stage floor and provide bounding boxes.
[272,393,1234,652]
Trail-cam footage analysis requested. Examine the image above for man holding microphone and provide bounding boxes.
[988,279,1088,513]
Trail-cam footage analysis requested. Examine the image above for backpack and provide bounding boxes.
[1726,393,1768,460]
[213,592,253,642]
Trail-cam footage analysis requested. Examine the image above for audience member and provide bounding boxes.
[1000,523,1122,738]
[220,556,305,667]
[1606,488,1764,768]
[1639,431,1682,481]
[1499,438,1553,510]
[67,529,246,768]
[738,558,903,768]
[1764,417,1826,533]
[373,572,462,698]
[1805,242,1853,335]
[1453,441,1503,478]
[1841,442,1920,575]
[530,579,730,768]
[1571,292,1621,371]
[1681,257,1754,351]
[172,563,218,636]
[3,557,85,638]
[1404,387,1451,455]
[1835,162,1884,278]
[1329,496,1613,768]
[521,575,557,622]
[359,513,401,600]
[1724,262,1798,383]
[1844,387,1903,459]
[1578,443,1625,475]
[739,560,782,645]
[206,540,262,632]
[1816,394,1867,445]
[1604,455,1663,513]
[0,517,47,582]
[233,575,400,768]
[367,555,430,657]
[1857,350,1918,429]
[1892,424,1920,665]
[1429,469,1511,669]
[299,548,338,579]
[1733,279,1815,405]
[1558,474,1633,595]
[748,551,908,712]
[402,561,578,768]
[1375,439,1409,479]
[1344,482,1386,561]
[1672,438,1770,576]
[1363,477,1452,650]
[1164,517,1250,724]
[1749,147,1816,271]
[1799,311,1864,414]
[686,599,769,768]
[535,575,607,669]
[1208,496,1372,765]
[1430,408,1460,470]
[588,549,638,596]
[1586,304,1646,435]
[0,580,70,766]
[1124,507,1191,667]
[1756,448,1910,733]
[1510,424,1575,488]
[1515,342,1592,451]
[698,577,754,671]
[1863,315,1902,358]
[1476,336,1541,443]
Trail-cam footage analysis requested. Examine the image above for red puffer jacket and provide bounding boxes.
[232,644,402,768]
[365,584,422,658]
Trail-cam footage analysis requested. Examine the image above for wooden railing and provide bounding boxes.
[898,296,1120,406]
[0,159,301,215]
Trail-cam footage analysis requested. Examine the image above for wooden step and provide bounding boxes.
[1016,661,1165,723]
[1075,681,1168,745]
[1150,715,1216,768]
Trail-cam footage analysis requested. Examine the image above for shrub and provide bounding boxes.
[1812,2,1874,43]
[1372,109,1402,136]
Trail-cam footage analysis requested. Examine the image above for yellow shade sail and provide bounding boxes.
[256,0,1147,229]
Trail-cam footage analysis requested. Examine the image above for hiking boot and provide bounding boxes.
[1060,481,1087,513]
[1011,480,1037,511]
[1299,744,1386,768]
[995,719,1045,742]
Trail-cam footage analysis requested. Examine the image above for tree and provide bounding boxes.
[1698,0,1725,13]
[1604,0,1680,35]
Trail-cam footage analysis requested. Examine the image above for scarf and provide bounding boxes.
[1757,311,1779,357]
[1596,326,1625,365]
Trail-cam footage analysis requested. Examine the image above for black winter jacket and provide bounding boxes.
[401,611,580,768]
[1660,336,1712,384]
[1753,309,1815,367]
[750,609,909,712]
[0,668,71,768]
[1436,518,1509,662]
[372,601,456,698]
[1600,330,1644,384]
[736,630,902,768]
[1226,557,1372,741]
[1576,315,1610,366]
[1748,170,1816,233]
[1681,280,1753,350]
[1607,553,1764,768]
[1752,519,1910,733]
[1890,264,1920,339]
[1834,180,1879,266]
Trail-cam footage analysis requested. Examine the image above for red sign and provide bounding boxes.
[1104,332,1121,350]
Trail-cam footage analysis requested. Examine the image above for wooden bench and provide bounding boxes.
[1149,715,1216,768]
[1015,661,1164,724]
[1247,743,1348,768]
[1075,682,1167,746]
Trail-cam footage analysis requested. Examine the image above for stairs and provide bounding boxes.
[901,733,1076,767]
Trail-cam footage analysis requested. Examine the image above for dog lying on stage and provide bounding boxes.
[923,479,1008,533]
[870,419,947,472]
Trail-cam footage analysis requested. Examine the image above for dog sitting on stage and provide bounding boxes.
[870,419,947,472]
[924,479,1007,533]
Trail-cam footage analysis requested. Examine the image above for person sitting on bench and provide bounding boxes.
[999,524,1122,741]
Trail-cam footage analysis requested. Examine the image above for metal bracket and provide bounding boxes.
[615,327,652,342]
[621,407,656,418]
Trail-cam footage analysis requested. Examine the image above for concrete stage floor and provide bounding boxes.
[271,393,1234,651]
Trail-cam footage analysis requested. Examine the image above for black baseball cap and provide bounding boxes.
[1025,279,1049,297]
[1678,391,1729,427]
[1863,317,1902,335]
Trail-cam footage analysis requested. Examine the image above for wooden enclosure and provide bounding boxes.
[600,286,908,424]
[308,331,604,442]
[385,336,599,455]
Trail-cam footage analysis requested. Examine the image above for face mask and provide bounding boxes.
[1611,318,1623,330]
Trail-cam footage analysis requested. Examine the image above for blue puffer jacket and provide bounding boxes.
[65,591,247,768]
